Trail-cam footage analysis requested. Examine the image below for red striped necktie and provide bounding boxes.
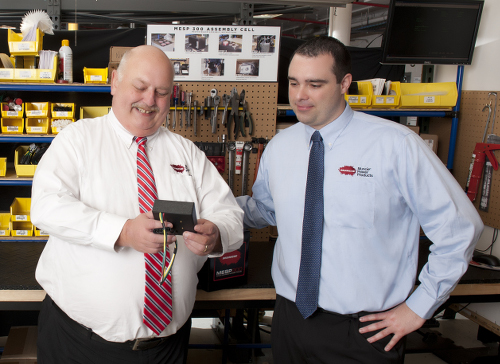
[135,136,172,335]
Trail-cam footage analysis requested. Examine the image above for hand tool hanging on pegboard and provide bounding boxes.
[192,100,198,136]
[227,88,239,140]
[479,92,498,211]
[228,142,236,192]
[187,92,193,128]
[211,88,220,134]
[241,142,253,196]
[180,91,185,128]
[166,93,172,129]
[172,83,179,129]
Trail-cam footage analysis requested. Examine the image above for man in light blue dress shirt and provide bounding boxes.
[237,36,483,363]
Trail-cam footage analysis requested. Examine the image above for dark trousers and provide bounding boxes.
[272,295,405,364]
[37,295,191,364]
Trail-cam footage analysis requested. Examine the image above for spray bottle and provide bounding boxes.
[58,39,73,83]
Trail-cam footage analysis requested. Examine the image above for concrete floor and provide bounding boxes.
[187,312,500,364]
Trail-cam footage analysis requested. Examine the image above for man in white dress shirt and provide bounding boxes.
[32,45,243,363]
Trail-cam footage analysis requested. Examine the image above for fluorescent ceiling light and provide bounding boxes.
[254,14,283,19]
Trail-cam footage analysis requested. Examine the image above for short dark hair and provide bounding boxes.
[292,36,351,83]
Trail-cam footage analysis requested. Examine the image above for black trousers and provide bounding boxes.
[37,295,191,364]
[272,295,405,364]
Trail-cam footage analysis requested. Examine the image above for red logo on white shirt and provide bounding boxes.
[339,166,356,176]
[171,164,185,173]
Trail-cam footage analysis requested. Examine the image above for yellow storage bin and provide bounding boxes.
[399,82,458,108]
[36,55,58,83]
[8,28,44,56]
[0,68,14,82]
[26,117,50,134]
[1,103,24,118]
[1,118,24,134]
[51,118,74,134]
[26,102,50,117]
[0,213,11,236]
[371,82,401,108]
[10,197,31,222]
[80,106,111,119]
[0,157,6,177]
[345,81,373,108]
[34,226,50,237]
[83,67,108,84]
[51,103,75,118]
[14,67,37,82]
[14,146,37,177]
[10,221,33,237]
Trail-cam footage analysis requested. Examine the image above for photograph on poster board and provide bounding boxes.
[236,59,259,77]
[151,33,175,52]
[172,59,189,76]
[219,34,243,53]
[252,35,276,53]
[186,34,209,52]
[202,58,224,77]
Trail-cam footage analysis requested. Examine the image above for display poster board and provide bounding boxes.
[146,25,281,82]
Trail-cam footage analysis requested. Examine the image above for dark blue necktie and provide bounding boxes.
[296,130,324,319]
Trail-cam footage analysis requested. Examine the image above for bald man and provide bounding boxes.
[32,45,243,364]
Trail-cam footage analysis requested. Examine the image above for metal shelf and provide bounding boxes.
[0,82,111,93]
[0,135,55,143]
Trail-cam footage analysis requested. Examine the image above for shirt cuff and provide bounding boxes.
[93,212,129,252]
[406,285,448,319]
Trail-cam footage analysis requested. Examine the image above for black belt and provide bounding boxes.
[48,296,169,351]
[317,308,372,319]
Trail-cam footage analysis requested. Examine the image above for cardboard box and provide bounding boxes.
[0,326,37,363]
[421,134,438,153]
[197,231,250,291]
[405,125,420,134]
[109,46,134,63]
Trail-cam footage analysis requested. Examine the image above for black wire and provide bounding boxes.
[475,228,498,254]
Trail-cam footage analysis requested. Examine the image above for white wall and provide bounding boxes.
[434,0,500,91]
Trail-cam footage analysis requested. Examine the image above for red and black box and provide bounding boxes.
[197,230,250,291]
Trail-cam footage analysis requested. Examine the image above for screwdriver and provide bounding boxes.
[173,83,179,129]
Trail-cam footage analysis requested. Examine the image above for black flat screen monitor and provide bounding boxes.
[381,0,484,65]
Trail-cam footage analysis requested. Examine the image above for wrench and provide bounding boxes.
[212,95,220,134]
[187,92,193,128]
[241,142,253,196]
[193,100,198,136]
[227,142,236,192]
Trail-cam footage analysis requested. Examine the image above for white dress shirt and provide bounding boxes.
[32,109,243,342]
[237,103,483,319]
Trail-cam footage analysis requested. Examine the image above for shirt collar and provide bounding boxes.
[108,108,160,150]
[302,102,354,151]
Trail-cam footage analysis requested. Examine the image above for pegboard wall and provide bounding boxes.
[436,90,500,229]
[168,82,278,241]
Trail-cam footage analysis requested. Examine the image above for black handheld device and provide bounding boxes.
[152,200,198,235]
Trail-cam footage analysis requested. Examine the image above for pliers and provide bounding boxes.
[227,87,239,139]
[235,90,254,138]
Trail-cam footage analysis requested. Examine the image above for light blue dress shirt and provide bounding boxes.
[237,103,483,319]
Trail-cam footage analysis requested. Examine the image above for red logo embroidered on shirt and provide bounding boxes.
[171,164,185,173]
[339,166,356,176]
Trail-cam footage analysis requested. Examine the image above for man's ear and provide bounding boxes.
[110,69,119,96]
[340,73,353,95]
